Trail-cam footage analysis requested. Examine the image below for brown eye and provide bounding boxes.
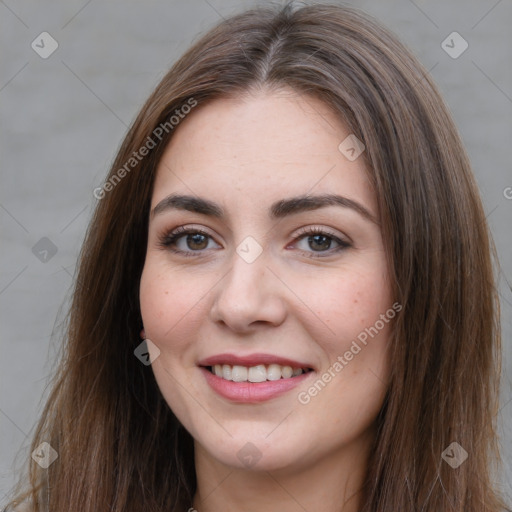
[184,233,209,250]
[293,227,351,258]
[307,234,333,251]
[158,227,220,255]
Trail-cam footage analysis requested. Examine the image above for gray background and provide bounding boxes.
[1,0,511,505]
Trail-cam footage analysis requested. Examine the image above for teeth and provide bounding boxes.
[210,363,307,382]
[281,366,293,379]
[231,365,248,382]
[222,364,232,380]
[267,364,282,381]
[248,365,267,383]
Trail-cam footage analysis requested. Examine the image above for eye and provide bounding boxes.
[291,226,351,258]
[157,226,220,256]
[157,225,351,258]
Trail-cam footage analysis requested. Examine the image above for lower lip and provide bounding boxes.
[200,367,312,403]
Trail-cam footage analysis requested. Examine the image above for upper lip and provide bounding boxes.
[198,353,314,370]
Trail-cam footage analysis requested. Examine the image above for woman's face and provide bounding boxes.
[139,88,394,472]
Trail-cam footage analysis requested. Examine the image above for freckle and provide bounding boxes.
[165,291,168,295]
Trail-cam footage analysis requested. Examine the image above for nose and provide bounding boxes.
[209,246,287,332]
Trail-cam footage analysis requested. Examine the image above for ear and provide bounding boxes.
[140,328,146,339]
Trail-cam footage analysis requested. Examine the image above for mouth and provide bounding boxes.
[204,363,314,382]
[197,353,315,403]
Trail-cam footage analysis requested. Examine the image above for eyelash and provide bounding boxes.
[157,225,351,259]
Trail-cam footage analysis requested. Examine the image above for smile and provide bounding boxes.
[197,354,315,403]
[207,363,312,382]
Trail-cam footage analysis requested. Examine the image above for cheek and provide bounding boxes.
[290,261,392,356]
[292,268,392,441]
[139,260,206,347]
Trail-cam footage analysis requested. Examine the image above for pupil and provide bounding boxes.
[310,235,330,251]
[188,233,207,250]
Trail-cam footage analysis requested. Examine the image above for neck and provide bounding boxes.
[192,426,374,512]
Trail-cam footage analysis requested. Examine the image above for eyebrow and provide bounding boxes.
[151,193,378,224]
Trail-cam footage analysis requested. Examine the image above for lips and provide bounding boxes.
[198,353,313,369]
[208,363,308,382]
[198,353,315,403]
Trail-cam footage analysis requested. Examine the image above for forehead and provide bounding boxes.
[152,88,376,217]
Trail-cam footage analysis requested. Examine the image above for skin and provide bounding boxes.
[139,87,394,512]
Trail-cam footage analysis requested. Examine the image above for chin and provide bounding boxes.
[193,427,317,473]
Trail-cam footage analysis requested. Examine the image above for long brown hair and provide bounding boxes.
[4,2,509,511]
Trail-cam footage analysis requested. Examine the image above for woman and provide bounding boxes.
[4,2,510,511]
